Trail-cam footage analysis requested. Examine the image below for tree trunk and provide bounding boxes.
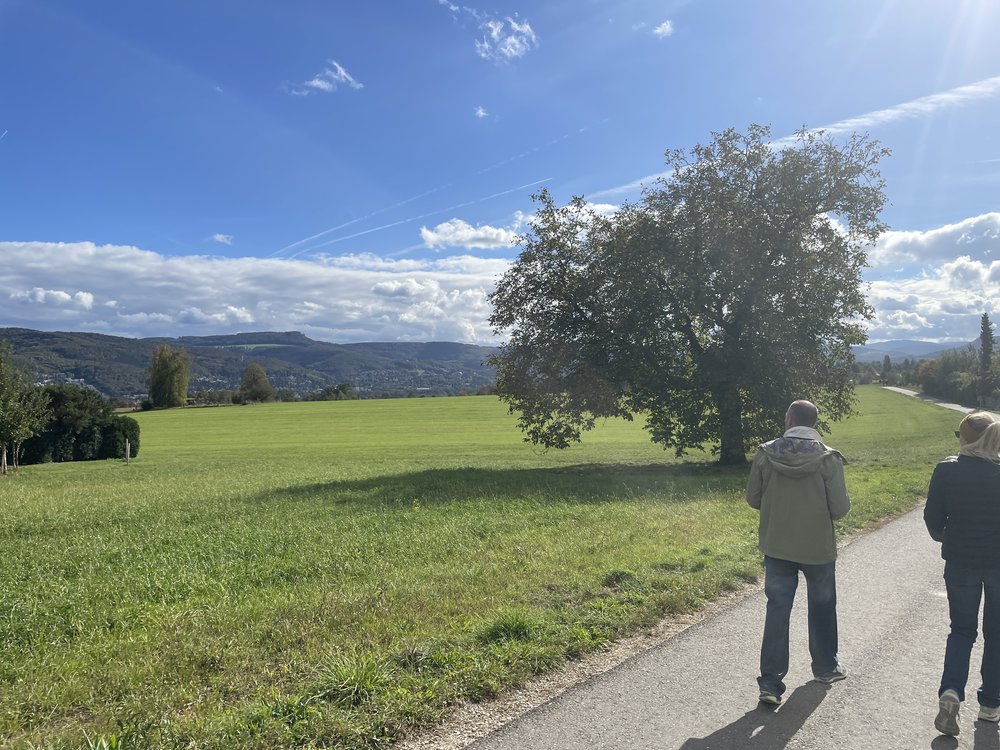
[0,445,7,476]
[714,383,748,466]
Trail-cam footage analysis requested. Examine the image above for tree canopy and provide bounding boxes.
[20,384,140,464]
[489,125,890,464]
[238,363,275,403]
[147,344,191,408]
[0,343,50,474]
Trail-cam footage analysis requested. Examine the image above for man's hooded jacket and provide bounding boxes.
[746,426,851,565]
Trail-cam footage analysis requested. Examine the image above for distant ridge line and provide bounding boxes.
[0,327,498,399]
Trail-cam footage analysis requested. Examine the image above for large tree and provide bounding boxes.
[489,125,889,464]
[147,344,191,408]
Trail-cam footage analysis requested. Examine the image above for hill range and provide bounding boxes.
[0,328,498,399]
[850,339,973,363]
[0,327,973,399]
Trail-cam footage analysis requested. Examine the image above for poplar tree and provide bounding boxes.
[147,344,191,408]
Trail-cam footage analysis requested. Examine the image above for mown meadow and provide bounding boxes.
[0,386,958,749]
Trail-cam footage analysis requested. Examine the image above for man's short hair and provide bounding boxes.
[787,400,818,428]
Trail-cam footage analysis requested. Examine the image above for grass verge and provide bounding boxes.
[0,386,957,748]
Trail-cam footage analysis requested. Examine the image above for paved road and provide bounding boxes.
[469,505,992,748]
[882,387,974,415]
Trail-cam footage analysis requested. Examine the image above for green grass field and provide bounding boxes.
[0,387,959,749]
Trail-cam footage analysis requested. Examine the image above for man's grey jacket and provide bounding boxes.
[745,426,851,565]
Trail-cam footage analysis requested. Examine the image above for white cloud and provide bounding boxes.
[475,15,538,61]
[372,279,436,299]
[212,233,234,246]
[865,250,1000,342]
[13,288,70,305]
[879,310,932,333]
[286,60,363,97]
[305,77,334,93]
[420,218,518,250]
[869,212,1000,267]
[586,202,619,217]
[652,21,674,38]
[0,241,509,345]
[177,305,254,325]
[475,105,488,118]
[11,287,97,311]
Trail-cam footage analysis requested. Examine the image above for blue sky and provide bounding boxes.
[1,0,999,345]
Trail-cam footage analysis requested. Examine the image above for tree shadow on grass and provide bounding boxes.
[679,682,830,750]
[246,462,749,510]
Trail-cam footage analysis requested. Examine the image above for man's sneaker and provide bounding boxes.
[758,691,781,705]
[815,668,848,684]
[979,704,1000,722]
[936,689,961,736]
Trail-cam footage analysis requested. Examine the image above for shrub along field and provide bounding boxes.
[0,387,958,749]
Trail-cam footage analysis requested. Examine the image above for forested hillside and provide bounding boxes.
[0,328,497,398]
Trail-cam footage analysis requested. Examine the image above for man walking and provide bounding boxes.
[746,400,851,705]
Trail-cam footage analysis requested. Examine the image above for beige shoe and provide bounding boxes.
[979,704,1000,722]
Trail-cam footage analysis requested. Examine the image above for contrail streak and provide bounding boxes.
[283,178,550,260]
[272,120,601,258]
[592,75,1000,200]
[267,184,452,258]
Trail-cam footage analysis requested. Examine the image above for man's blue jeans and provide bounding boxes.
[758,555,840,697]
[940,560,1000,708]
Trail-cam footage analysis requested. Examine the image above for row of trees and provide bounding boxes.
[916,314,998,408]
[147,344,359,407]
[846,356,924,388]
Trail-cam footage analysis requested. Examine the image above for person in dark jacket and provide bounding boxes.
[925,411,1000,737]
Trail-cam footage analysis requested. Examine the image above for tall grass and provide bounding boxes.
[0,387,957,748]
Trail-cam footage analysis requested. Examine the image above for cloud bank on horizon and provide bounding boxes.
[1,242,507,344]
[3,210,999,347]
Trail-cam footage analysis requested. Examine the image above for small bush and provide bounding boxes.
[478,611,541,644]
[312,656,397,707]
[601,569,639,590]
[101,416,140,459]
